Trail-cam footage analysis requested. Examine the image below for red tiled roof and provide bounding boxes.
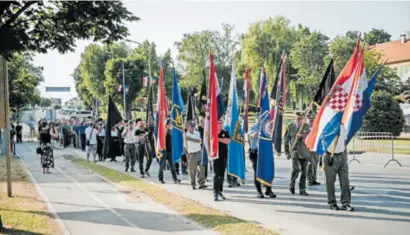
[371,39,410,64]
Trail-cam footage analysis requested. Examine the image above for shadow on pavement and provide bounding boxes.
[1,228,48,235]
[275,209,410,223]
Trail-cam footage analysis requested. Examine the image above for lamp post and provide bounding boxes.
[125,39,152,84]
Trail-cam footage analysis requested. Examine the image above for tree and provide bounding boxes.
[40,97,52,107]
[175,23,238,94]
[364,28,391,46]
[104,57,146,119]
[363,91,405,136]
[54,104,62,110]
[0,1,138,58]
[8,53,42,114]
[240,16,298,91]
[329,31,402,96]
[328,31,358,75]
[289,31,329,103]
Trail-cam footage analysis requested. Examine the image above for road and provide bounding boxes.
[17,142,216,235]
[17,109,410,235]
[60,146,410,235]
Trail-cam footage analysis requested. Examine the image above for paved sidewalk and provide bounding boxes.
[63,146,410,235]
[18,142,217,235]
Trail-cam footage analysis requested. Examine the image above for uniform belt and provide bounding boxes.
[326,151,344,156]
[125,143,135,145]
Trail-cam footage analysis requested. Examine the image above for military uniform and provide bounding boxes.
[308,151,321,186]
[284,112,310,195]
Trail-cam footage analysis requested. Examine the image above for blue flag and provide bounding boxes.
[346,65,383,144]
[227,87,245,183]
[225,65,245,183]
[171,69,185,163]
[256,69,275,186]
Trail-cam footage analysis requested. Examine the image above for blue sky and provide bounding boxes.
[33,0,410,102]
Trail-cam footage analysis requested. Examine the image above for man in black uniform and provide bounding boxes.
[158,119,181,184]
[135,118,149,178]
[213,119,231,201]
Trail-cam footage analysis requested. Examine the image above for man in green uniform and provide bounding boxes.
[307,116,321,186]
[284,112,310,196]
[324,124,354,211]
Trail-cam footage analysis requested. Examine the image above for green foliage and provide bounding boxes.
[8,53,43,113]
[40,97,52,107]
[363,28,391,46]
[74,41,173,119]
[0,1,138,58]
[328,32,357,75]
[289,31,329,101]
[104,57,146,118]
[240,17,298,90]
[54,104,62,110]
[363,91,405,136]
[175,23,238,96]
[329,31,402,96]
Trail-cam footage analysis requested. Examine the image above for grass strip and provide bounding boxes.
[0,157,60,235]
[71,157,278,235]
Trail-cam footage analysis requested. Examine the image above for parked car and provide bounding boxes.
[71,110,94,120]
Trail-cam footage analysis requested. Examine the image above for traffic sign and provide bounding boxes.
[46,87,71,92]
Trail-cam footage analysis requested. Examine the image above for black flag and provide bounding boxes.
[146,85,154,133]
[186,88,195,122]
[103,96,123,157]
[313,59,336,106]
[270,59,282,100]
[197,69,207,117]
[272,58,286,154]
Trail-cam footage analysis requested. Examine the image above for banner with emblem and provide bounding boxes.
[226,65,245,183]
[171,68,185,162]
[256,72,275,186]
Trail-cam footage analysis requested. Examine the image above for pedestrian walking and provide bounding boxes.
[284,112,310,196]
[248,120,276,198]
[185,121,206,190]
[213,119,231,201]
[85,123,98,162]
[158,119,181,184]
[324,124,354,211]
[122,120,136,172]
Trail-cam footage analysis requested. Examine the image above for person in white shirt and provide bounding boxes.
[323,124,354,211]
[122,120,136,172]
[85,123,98,162]
[184,120,206,190]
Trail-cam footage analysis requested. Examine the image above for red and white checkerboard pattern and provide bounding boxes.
[328,86,348,112]
[354,93,362,111]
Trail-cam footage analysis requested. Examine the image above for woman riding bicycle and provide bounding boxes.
[39,121,58,174]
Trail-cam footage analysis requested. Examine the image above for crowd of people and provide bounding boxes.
[32,109,354,209]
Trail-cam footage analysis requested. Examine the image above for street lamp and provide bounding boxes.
[125,39,152,84]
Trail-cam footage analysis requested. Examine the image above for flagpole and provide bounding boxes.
[122,62,126,119]
[288,102,314,153]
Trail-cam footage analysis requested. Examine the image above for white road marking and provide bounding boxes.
[54,163,149,235]
[20,145,71,235]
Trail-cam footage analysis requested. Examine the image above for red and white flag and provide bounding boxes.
[205,52,219,159]
[156,68,166,156]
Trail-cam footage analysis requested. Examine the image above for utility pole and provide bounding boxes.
[0,56,12,197]
[122,62,126,119]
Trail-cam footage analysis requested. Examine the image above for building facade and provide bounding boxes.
[371,34,410,82]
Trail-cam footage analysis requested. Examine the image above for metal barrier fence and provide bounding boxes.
[347,132,402,167]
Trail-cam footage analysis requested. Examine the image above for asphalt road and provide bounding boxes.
[61,147,410,235]
[17,142,216,235]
